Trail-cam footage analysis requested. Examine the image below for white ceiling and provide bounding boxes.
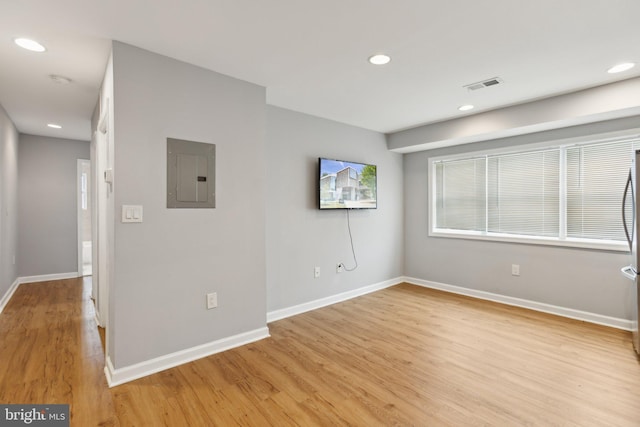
[1,0,639,141]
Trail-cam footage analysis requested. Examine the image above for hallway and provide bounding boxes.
[0,278,116,425]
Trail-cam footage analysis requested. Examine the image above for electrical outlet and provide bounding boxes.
[511,264,520,276]
[206,292,218,309]
[336,263,344,273]
[314,267,321,278]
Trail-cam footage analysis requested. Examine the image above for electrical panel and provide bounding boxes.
[167,138,216,208]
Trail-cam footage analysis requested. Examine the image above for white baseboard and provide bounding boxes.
[0,278,20,314]
[403,276,632,331]
[267,277,403,323]
[18,272,79,284]
[105,326,270,387]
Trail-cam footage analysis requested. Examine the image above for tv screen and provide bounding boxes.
[319,158,377,209]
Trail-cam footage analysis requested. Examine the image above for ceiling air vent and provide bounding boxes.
[464,77,504,91]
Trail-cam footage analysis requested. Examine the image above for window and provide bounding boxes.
[81,173,88,210]
[487,149,560,237]
[430,134,640,251]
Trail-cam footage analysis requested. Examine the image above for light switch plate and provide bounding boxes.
[104,168,113,183]
[121,205,143,223]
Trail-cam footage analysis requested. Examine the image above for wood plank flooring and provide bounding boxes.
[1,278,639,426]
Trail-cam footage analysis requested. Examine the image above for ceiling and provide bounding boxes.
[1,0,639,142]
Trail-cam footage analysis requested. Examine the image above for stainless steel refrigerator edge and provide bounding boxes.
[621,150,640,355]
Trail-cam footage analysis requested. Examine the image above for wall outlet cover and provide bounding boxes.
[511,264,520,276]
[207,292,218,309]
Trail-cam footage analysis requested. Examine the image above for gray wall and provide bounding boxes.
[110,42,267,368]
[0,104,19,298]
[403,117,639,319]
[266,106,404,312]
[17,134,89,277]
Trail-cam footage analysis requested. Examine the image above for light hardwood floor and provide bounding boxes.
[1,278,639,426]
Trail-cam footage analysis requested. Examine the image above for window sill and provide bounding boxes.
[430,229,628,252]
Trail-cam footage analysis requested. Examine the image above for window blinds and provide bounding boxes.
[435,158,485,231]
[487,149,560,237]
[433,136,639,245]
[566,140,635,241]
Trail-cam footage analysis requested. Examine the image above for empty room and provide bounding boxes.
[1,1,639,425]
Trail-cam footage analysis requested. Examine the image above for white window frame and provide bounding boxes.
[428,129,640,252]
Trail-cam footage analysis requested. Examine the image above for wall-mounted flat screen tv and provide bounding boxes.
[319,158,377,209]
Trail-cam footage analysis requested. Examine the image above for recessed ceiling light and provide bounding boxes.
[607,62,635,74]
[14,38,46,52]
[458,104,474,111]
[47,123,62,129]
[368,54,391,65]
[49,75,72,85]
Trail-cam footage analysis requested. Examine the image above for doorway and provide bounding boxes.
[77,159,92,277]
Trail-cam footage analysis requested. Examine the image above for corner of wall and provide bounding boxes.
[0,277,20,314]
[0,102,19,299]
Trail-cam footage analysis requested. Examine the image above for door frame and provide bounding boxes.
[94,107,110,329]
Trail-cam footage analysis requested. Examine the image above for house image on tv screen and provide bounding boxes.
[319,159,377,209]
